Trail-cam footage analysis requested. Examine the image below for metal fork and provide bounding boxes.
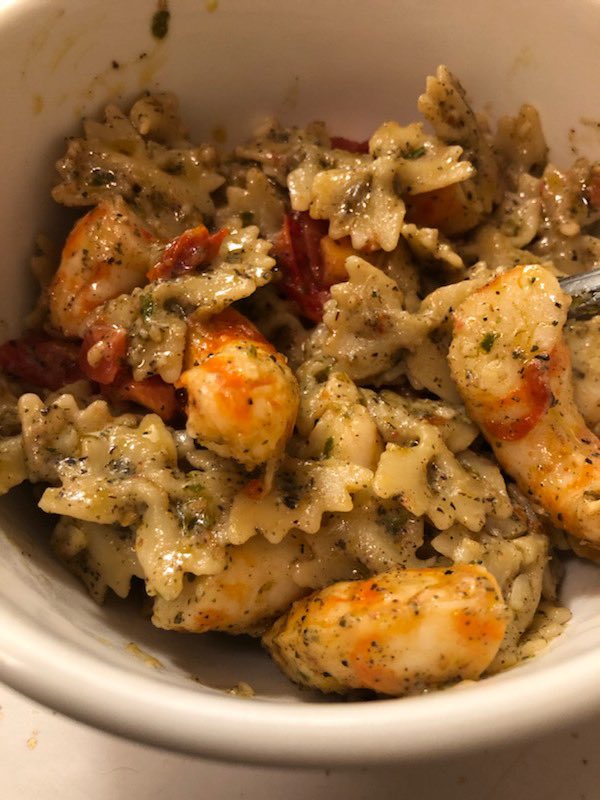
[560,269,600,320]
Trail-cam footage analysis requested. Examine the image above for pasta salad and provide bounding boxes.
[3,65,600,697]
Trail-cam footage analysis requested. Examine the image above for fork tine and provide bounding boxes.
[559,269,600,320]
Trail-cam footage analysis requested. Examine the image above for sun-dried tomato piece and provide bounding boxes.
[330,136,369,154]
[272,212,331,323]
[105,374,178,422]
[586,168,600,210]
[0,335,83,390]
[79,324,128,385]
[147,225,228,282]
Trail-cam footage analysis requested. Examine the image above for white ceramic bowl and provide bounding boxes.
[2,0,600,767]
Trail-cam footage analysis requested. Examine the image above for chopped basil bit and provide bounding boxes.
[401,146,426,160]
[323,437,334,458]
[480,332,498,353]
[140,295,155,321]
[185,483,205,496]
[377,504,410,535]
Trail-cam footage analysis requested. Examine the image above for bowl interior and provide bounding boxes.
[2,0,600,766]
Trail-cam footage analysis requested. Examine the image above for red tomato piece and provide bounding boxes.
[272,212,331,323]
[105,375,178,421]
[330,136,369,154]
[243,477,266,499]
[81,323,177,421]
[587,170,600,210]
[0,335,83,390]
[147,225,228,282]
[79,324,128,385]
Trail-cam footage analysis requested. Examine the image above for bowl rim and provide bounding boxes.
[2,589,599,766]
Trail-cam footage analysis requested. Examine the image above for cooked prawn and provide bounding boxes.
[177,307,299,467]
[262,564,507,695]
[48,196,157,338]
[449,263,600,546]
[152,533,309,635]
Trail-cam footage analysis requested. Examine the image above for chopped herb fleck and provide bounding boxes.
[323,437,334,459]
[401,146,426,160]
[140,294,155,321]
[480,332,498,353]
[377,504,410,535]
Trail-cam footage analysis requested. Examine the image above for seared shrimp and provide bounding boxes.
[152,534,308,635]
[449,263,600,546]
[177,307,299,467]
[48,196,157,337]
[263,564,506,695]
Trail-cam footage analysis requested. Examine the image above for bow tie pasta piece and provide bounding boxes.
[226,456,372,546]
[288,120,475,252]
[235,119,332,188]
[0,379,26,493]
[368,389,511,533]
[19,393,246,600]
[51,517,144,603]
[215,167,286,238]
[320,256,429,382]
[400,222,464,271]
[418,65,500,227]
[0,436,26,494]
[53,93,224,240]
[307,493,428,577]
[294,361,383,470]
